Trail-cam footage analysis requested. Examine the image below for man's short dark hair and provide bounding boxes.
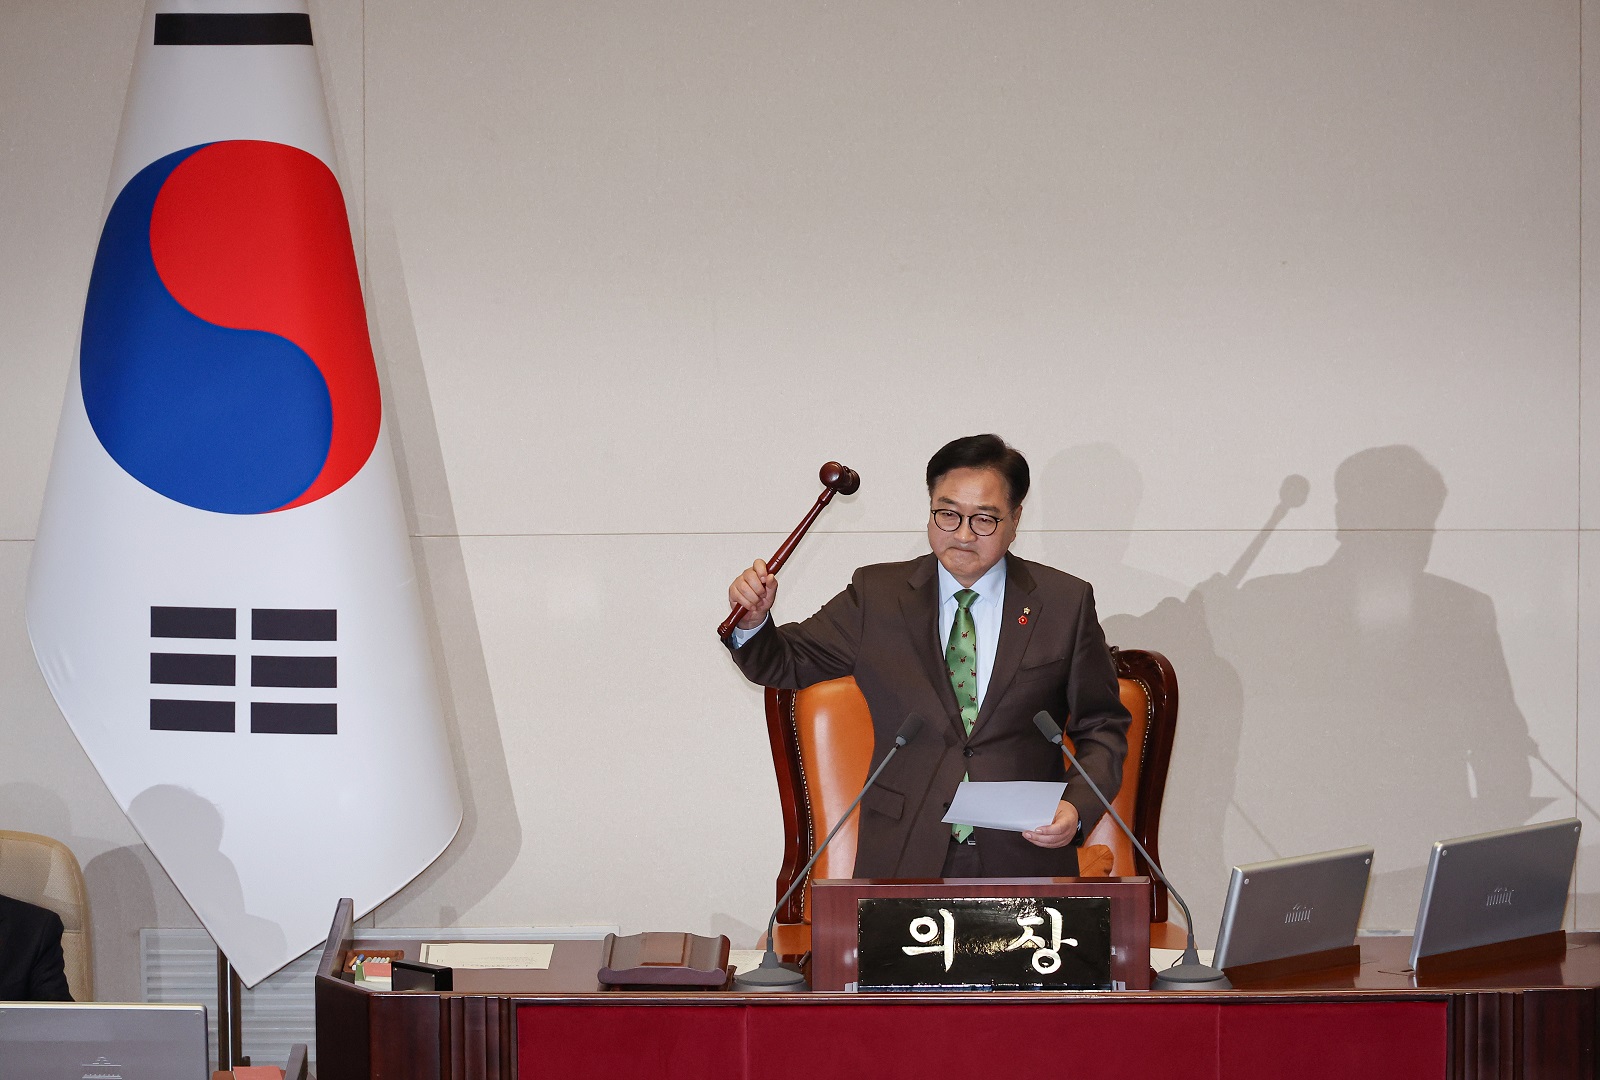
[926,435,1030,508]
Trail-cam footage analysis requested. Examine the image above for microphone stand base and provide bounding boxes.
[732,960,809,992]
[1152,963,1232,991]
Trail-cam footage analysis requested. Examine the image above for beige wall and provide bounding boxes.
[2,0,1596,997]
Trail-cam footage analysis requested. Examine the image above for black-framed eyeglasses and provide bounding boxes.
[931,508,1006,536]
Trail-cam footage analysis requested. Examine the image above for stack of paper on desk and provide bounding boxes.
[419,942,554,969]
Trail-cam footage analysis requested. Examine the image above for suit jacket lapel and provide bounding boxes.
[974,554,1038,735]
[902,555,963,733]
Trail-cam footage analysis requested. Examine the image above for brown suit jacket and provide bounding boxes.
[728,552,1131,878]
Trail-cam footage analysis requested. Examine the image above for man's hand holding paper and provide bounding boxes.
[942,780,1077,847]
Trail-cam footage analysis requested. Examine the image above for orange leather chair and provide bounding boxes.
[763,647,1182,959]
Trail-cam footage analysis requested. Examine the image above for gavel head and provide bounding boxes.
[819,461,861,495]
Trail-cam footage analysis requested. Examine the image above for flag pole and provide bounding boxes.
[215,950,247,1070]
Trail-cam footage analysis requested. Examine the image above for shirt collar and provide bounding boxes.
[937,556,1008,608]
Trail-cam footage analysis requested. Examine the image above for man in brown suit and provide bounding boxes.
[726,434,1130,878]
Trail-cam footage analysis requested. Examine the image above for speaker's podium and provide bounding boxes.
[314,893,1600,1080]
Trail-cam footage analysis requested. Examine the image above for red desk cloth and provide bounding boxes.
[517,999,1446,1080]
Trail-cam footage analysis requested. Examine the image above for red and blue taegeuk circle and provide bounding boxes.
[80,140,380,514]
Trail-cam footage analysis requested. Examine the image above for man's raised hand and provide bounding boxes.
[728,559,778,630]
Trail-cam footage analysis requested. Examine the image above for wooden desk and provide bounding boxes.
[313,901,1600,1080]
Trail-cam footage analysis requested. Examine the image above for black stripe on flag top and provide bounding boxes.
[154,13,313,46]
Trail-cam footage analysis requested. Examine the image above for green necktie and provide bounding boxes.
[947,589,979,843]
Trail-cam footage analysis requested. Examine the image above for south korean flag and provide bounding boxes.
[27,0,461,985]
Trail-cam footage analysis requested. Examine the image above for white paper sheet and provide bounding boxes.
[419,942,554,969]
[941,780,1067,831]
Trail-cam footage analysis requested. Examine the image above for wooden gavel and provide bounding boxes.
[717,461,861,640]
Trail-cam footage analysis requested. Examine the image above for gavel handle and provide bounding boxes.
[718,487,839,640]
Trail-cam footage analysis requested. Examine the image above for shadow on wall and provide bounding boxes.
[362,198,523,927]
[128,785,285,971]
[1210,446,1546,926]
[0,782,161,1002]
[1042,444,1547,936]
[1040,444,1244,939]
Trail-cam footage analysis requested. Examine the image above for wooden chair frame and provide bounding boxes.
[763,646,1179,928]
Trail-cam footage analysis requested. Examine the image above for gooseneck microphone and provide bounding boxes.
[1032,711,1230,991]
[735,713,925,991]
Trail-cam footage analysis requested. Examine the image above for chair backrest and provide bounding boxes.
[764,647,1178,926]
[0,830,93,1001]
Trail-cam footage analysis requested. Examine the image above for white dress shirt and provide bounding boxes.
[728,615,764,648]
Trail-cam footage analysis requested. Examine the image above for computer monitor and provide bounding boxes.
[1213,845,1373,970]
[0,1002,209,1080]
[1409,817,1581,968]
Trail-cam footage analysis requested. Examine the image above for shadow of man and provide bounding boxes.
[1199,446,1546,927]
[1037,444,1245,940]
[0,782,160,1003]
[128,785,286,978]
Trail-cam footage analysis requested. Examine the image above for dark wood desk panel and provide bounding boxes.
[313,898,1600,1080]
[328,934,1600,995]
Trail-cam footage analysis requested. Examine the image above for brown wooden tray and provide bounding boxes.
[596,932,731,988]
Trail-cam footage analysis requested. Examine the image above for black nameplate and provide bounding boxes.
[858,896,1112,990]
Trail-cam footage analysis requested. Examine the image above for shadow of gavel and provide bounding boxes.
[1224,474,1310,587]
[717,461,861,640]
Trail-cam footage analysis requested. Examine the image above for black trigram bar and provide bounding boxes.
[151,606,236,639]
[252,608,336,641]
[154,13,313,46]
[151,699,235,733]
[251,701,336,735]
[251,655,336,688]
[151,653,236,687]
